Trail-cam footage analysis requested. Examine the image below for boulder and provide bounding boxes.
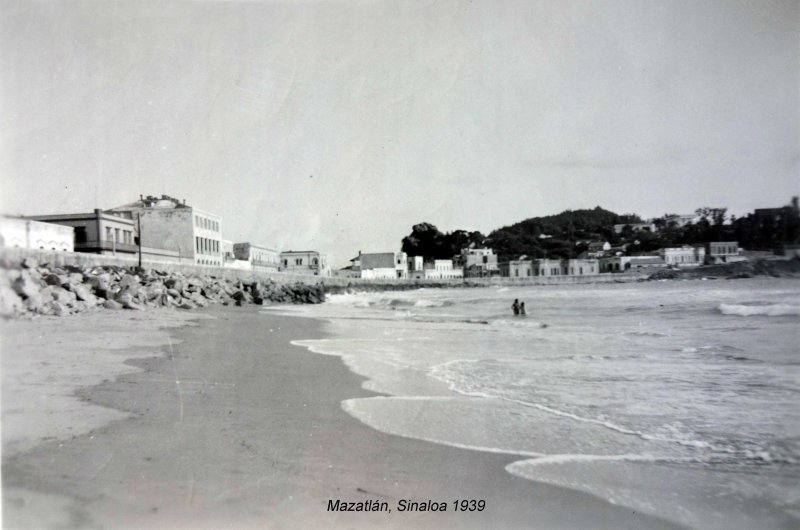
[21,257,38,269]
[104,299,123,310]
[12,271,42,299]
[44,274,64,286]
[119,274,140,290]
[0,284,25,317]
[72,284,93,302]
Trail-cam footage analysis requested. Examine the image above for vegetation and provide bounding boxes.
[400,198,800,261]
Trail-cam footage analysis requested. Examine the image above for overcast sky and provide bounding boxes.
[2,0,797,266]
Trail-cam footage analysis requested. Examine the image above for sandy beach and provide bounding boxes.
[2,305,683,529]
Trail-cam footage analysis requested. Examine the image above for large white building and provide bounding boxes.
[0,216,74,252]
[659,246,706,267]
[460,247,499,277]
[354,251,408,279]
[234,243,280,272]
[280,250,330,276]
[109,195,222,266]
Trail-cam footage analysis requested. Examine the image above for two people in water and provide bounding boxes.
[512,298,526,316]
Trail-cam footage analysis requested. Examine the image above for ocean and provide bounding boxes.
[268,278,800,529]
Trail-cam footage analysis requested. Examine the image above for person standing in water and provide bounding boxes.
[512,299,520,316]
[520,302,526,316]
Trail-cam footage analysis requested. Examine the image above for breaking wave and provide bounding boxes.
[718,303,800,317]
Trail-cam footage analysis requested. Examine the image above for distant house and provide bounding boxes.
[600,255,665,272]
[565,258,599,276]
[26,210,135,255]
[531,258,564,277]
[422,259,463,280]
[280,250,330,276]
[460,247,499,277]
[659,246,705,267]
[0,216,74,252]
[664,214,700,228]
[613,222,656,234]
[355,251,408,279]
[234,243,280,272]
[108,194,221,266]
[705,241,742,265]
[583,241,611,258]
[500,258,533,278]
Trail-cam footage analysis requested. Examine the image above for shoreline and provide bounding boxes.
[2,304,684,529]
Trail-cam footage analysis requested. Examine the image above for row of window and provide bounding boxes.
[195,216,219,232]
[282,257,321,267]
[195,236,219,255]
[197,259,221,266]
[105,227,134,244]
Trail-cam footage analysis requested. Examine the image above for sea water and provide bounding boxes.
[268,278,800,529]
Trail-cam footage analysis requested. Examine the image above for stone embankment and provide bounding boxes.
[647,258,800,281]
[0,257,325,318]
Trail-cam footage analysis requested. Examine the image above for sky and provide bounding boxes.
[1,0,798,267]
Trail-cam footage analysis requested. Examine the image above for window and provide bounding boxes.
[296,258,303,265]
[106,227,112,241]
[115,228,120,241]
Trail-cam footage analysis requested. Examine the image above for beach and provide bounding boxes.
[1,304,682,529]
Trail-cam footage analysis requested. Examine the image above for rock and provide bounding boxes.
[12,271,42,299]
[21,257,38,269]
[67,272,84,285]
[119,274,140,290]
[44,274,64,286]
[104,299,123,310]
[48,301,71,317]
[0,284,25,317]
[72,284,93,301]
[178,301,195,310]
[41,285,77,306]
[166,288,181,298]
[145,283,164,300]
[87,273,112,292]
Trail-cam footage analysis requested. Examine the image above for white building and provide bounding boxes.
[234,243,280,272]
[659,246,706,267]
[0,216,74,252]
[356,251,408,279]
[109,195,222,266]
[280,250,330,276]
[423,259,463,280]
[461,247,499,277]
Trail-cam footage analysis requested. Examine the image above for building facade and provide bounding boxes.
[357,252,408,279]
[461,247,499,277]
[280,250,330,276]
[423,259,463,280]
[234,243,280,272]
[0,216,74,252]
[705,241,741,264]
[659,246,706,267]
[27,210,135,255]
[109,195,222,266]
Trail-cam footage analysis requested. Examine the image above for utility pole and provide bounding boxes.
[137,213,142,268]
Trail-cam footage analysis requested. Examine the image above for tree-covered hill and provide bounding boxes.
[486,207,635,260]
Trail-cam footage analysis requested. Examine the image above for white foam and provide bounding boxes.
[719,303,800,317]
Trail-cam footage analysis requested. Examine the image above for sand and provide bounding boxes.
[2,305,683,529]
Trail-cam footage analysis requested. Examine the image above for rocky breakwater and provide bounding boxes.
[0,257,325,318]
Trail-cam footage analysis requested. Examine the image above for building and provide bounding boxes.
[108,195,222,266]
[460,247,499,277]
[705,241,742,264]
[613,222,656,234]
[500,259,534,278]
[280,250,330,276]
[422,259,463,280]
[234,243,280,272]
[26,209,136,255]
[531,258,564,277]
[600,255,666,272]
[564,259,599,276]
[222,240,235,264]
[664,214,700,228]
[355,251,408,279]
[0,216,74,252]
[659,246,706,267]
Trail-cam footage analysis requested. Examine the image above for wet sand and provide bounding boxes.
[2,305,683,529]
